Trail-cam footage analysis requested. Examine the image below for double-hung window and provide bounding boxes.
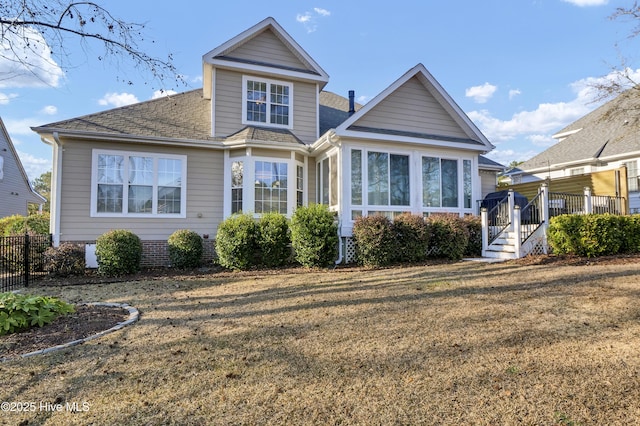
[92,150,186,217]
[243,76,292,128]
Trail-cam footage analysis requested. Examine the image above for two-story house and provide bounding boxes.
[32,17,501,266]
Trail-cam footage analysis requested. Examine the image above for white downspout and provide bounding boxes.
[48,132,63,247]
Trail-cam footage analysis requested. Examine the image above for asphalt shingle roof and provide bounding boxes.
[33,89,360,144]
[520,89,640,171]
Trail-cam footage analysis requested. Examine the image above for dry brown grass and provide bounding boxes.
[2,259,640,425]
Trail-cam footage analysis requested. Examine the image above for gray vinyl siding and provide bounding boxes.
[353,76,469,139]
[480,170,498,204]
[58,140,224,242]
[228,29,309,71]
[0,131,41,217]
[214,69,318,144]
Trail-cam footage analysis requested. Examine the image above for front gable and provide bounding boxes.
[202,17,329,101]
[336,64,494,152]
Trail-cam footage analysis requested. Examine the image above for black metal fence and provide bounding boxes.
[0,234,52,291]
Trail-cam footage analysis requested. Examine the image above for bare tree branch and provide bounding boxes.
[0,1,185,89]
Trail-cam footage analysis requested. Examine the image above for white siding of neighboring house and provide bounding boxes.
[227,29,309,71]
[57,140,224,242]
[352,76,470,140]
[213,69,318,144]
[0,124,43,217]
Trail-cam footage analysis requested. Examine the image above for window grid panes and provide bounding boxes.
[625,161,639,192]
[270,84,289,126]
[231,161,244,214]
[255,161,288,214]
[128,156,153,213]
[245,78,291,127]
[97,154,124,213]
[296,165,304,207]
[246,80,267,123]
[95,152,183,215]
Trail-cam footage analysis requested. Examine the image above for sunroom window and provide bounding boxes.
[243,76,292,128]
[367,151,409,206]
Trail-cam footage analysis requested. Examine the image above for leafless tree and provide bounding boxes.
[0,1,183,88]
[591,2,640,101]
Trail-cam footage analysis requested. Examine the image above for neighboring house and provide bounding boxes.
[507,89,640,213]
[32,17,500,266]
[0,117,46,218]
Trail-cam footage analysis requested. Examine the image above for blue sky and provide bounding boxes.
[2,0,639,181]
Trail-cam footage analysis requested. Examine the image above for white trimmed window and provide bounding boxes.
[227,155,303,217]
[242,76,293,128]
[91,150,187,217]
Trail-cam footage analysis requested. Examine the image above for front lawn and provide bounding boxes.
[2,259,640,425]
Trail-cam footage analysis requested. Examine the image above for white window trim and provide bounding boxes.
[90,149,187,218]
[242,75,294,130]
[344,145,478,221]
[224,153,304,218]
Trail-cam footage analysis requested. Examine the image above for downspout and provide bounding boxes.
[48,132,63,247]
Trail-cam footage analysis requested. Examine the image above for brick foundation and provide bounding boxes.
[64,239,216,268]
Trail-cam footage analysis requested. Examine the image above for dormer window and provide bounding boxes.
[242,76,292,128]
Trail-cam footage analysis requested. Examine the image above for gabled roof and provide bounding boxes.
[0,117,46,204]
[520,88,640,172]
[335,63,494,152]
[32,89,356,147]
[202,17,329,89]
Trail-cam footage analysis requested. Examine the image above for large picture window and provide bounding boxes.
[243,76,292,128]
[255,161,288,214]
[92,150,186,217]
[367,151,409,206]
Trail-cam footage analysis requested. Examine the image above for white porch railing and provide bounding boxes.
[481,184,626,259]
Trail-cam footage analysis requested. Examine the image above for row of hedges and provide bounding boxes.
[0,214,50,236]
[352,213,481,267]
[548,213,640,257]
[215,205,338,270]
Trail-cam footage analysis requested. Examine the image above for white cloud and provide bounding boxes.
[0,24,64,88]
[0,92,18,104]
[314,8,331,16]
[98,92,139,108]
[296,8,331,33]
[509,89,522,100]
[40,105,57,115]
[465,82,497,104]
[561,0,608,6]
[3,118,39,136]
[151,89,177,99]
[357,95,371,104]
[17,150,51,180]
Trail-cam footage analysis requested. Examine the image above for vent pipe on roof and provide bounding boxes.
[348,90,355,116]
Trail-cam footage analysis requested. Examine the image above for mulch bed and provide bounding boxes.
[0,305,129,360]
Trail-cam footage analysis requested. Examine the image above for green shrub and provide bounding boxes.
[0,292,75,336]
[257,212,291,267]
[290,204,338,268]
[44,243,86,277]
[462,215,482,257]
[392,213,429,263]
[580,214,624,257]
[620,215,640,254]
[0,213,50,236]
[426,215,470,260]
[548,214,585,255]
[95,229,142,276]
[168,229,203,268]
[352,215,396,267]
[215,214,257,270]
